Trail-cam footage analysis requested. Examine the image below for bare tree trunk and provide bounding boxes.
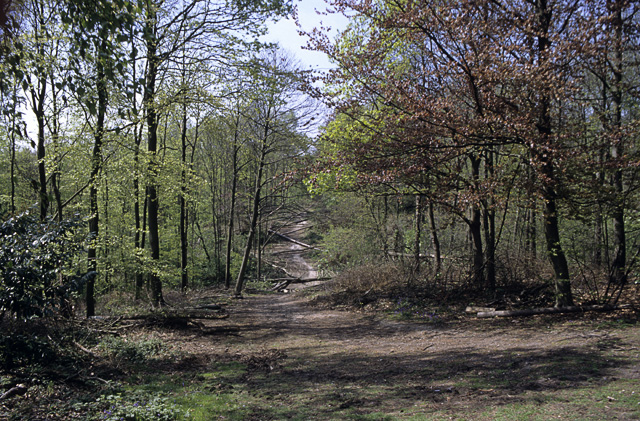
[144,6,163,306]
[428,201,441,274]
[535,0,573,307]
[33,80,48,221]
[414,195,423,274]
[469,155,484,285]
[87,38,108,317]
[610,0,626,286]
[234,128,268,297]
[225,121,240,289]
[180,101,189,292]
[9,83,17,216]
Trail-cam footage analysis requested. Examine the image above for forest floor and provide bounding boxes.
[3,223,640,419]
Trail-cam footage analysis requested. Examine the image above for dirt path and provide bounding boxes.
[178,290,640,419]
[168,222,640,419]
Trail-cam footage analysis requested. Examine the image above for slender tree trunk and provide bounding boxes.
[180,102,189,292]
[9,84,17,216]
[225,126,240,289]
[428,201,441,274]
[594,78,607,269]
[144,5,163,306]
[469,155,484,285]
[49,45,63,222]
[610,0,626,286]
[87,39,108,318]
[534,0,573,307]
[483,150,496,291]
[414,194,423,274]
[29,7,49,222]
[257,219,262,282]
[234,128,268,297]
[33,82,48,221]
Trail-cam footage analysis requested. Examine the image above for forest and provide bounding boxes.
[1,0,640,419]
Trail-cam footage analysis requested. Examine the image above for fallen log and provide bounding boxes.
[268,277,331,283]
[465,306,496,314]
[0,384,27,401]
[268,229,322,250]
[271,279,293,291]
[271,277,332,291]
[476,304,629,318]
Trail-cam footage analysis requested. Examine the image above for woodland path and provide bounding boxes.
[161,221,640,419]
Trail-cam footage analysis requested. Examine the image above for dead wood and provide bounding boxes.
[476,304,629,318]
[465,306,496,314]
[268,229,321,250]
[0,384,27,401]
[271,277,332,291]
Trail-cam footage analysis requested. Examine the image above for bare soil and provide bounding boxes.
[155,220,640,419]
[3,220,640,419]
[166,286,640,419]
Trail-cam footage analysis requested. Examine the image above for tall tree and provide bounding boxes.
[139,0,290,305]
[234,49,314,296]
[64,0,138,316]
[305,0,626,305]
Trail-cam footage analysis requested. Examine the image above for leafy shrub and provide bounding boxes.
[319,226,379,270]
[392,297,441,323]
[0,333,56,369]
[96,336,166,363]
[98,392,188,420]
[0,212,92,319]
[331,262,404,294]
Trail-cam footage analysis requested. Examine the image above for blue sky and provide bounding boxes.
[262,0,350,71]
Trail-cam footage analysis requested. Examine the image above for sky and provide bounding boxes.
[262,0,350,71]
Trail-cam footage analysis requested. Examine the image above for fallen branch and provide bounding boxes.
[74,341,97,357]
[0,384,27,401]
[268,229,322,251]
[476,304,630,318]
[271,279,293,291]
[268,277,331,283]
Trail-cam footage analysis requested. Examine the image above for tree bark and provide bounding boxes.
[180,101,188,292]
[414,195,423,274]
[609,0,626,286]
[483,149,496,291]
[535,0,573,307]
[144,5,163,306]
[225,118,240,289]
[86,38,108,317]
[469,155,484,285]
[428,201,441,274]
[234,122,268,297]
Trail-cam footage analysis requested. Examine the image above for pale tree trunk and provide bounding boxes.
[414,195,423,274]
[428,201,441,274]
[28,4,49,222]
[609,0,626,287]
[31,74,48,221]
[483,150,496,291]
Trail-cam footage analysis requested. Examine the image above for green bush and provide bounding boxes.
[0,333,56,369]
[0,212,92,319]
[97,392,188,420]
[319,226,379,270]
[96,336,166,363]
